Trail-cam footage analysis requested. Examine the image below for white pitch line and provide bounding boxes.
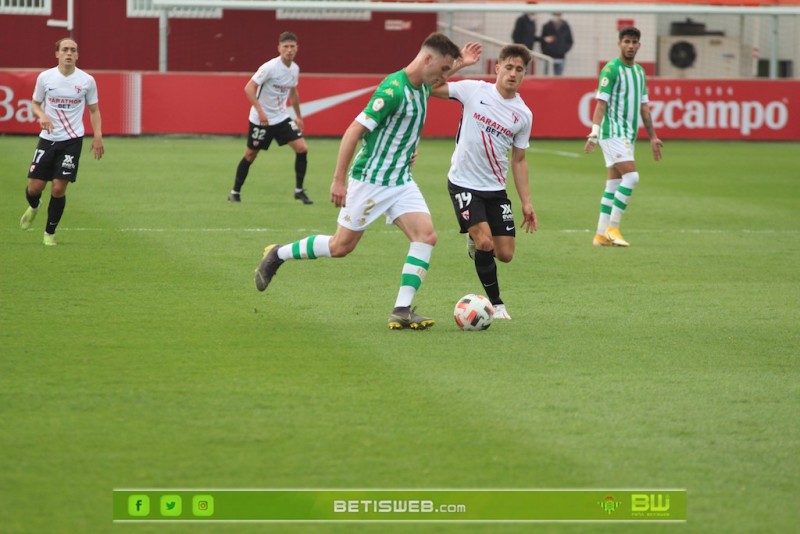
[529,148,582,158]
[38,227,799,234]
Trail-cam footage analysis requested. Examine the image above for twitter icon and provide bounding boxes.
[160,495,182,516]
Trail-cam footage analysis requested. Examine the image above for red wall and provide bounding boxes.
[3,71,798,140]
[0,0,437,73]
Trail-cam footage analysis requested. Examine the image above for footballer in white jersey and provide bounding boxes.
[20,38,104,246]
[229,32,312,204]
[248,56,299,126]
[446,79,532,191]
[33,66,98,142]
[432,44,538,318]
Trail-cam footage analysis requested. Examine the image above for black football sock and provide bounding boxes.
[475,249,502,305]
[26,187,42,209]
[295,152,307,190]
[46,195,66,235]
[233,158,252,192]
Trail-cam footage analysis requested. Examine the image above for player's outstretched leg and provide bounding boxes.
[255,244,285,291]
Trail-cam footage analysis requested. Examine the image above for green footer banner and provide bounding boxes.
[113,489,686,522]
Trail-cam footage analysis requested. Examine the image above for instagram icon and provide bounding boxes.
[192,495,214,516]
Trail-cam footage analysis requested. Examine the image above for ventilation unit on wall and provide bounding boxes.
[658,36,742,79]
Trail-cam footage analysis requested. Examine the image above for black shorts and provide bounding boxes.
[28,137,83,183]
[448,181,516,237]
[246,118,302,150]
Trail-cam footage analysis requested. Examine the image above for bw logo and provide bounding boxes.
[631,493,670,513]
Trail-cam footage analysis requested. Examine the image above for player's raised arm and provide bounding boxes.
[454,42,482,73]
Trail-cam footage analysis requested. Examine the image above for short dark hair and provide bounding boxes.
[619,26,641,41]
[55,38,77,52]
[421,32,462,60]
[499,44,532,67]
[279,32,298,43]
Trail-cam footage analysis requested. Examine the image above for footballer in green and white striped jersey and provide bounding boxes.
[351,69,431,187]
[595,57,649,143]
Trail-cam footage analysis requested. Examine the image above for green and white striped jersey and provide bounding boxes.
[351,70,430,186]
[595,58,649,142]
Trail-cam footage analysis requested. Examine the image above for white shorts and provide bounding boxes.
[337,178,430,232]
[599,137,635,168]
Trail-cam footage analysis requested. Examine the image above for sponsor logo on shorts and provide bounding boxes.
[61,155,76,170]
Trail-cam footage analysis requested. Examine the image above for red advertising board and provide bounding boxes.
[2,70,798,140]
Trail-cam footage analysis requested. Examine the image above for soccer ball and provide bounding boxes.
[453,294,495,331]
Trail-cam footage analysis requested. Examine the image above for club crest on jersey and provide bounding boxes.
[75,85,83,94]
[512,112,520,124]
[460,209,470,221]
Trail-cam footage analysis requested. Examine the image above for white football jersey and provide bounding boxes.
[33,67,98,142]
[446,80,533,191]
[248,57,299,124]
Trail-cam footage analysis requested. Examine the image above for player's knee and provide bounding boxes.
[623,171,640,186]
[474,235,493,251]
[412,231,436,247]
[27,183,45,196]
[51,183,68,197]
[422,230,437,247]
[495,250,514,263]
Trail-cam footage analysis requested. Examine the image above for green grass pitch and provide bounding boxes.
[1,134,798,533]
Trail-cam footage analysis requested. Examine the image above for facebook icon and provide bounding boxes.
[128,495,150,516]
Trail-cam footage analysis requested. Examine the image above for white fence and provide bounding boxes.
[145,1,799,78]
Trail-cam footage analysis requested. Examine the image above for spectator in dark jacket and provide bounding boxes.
[512,13,540,50]
[541,13,574,75]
